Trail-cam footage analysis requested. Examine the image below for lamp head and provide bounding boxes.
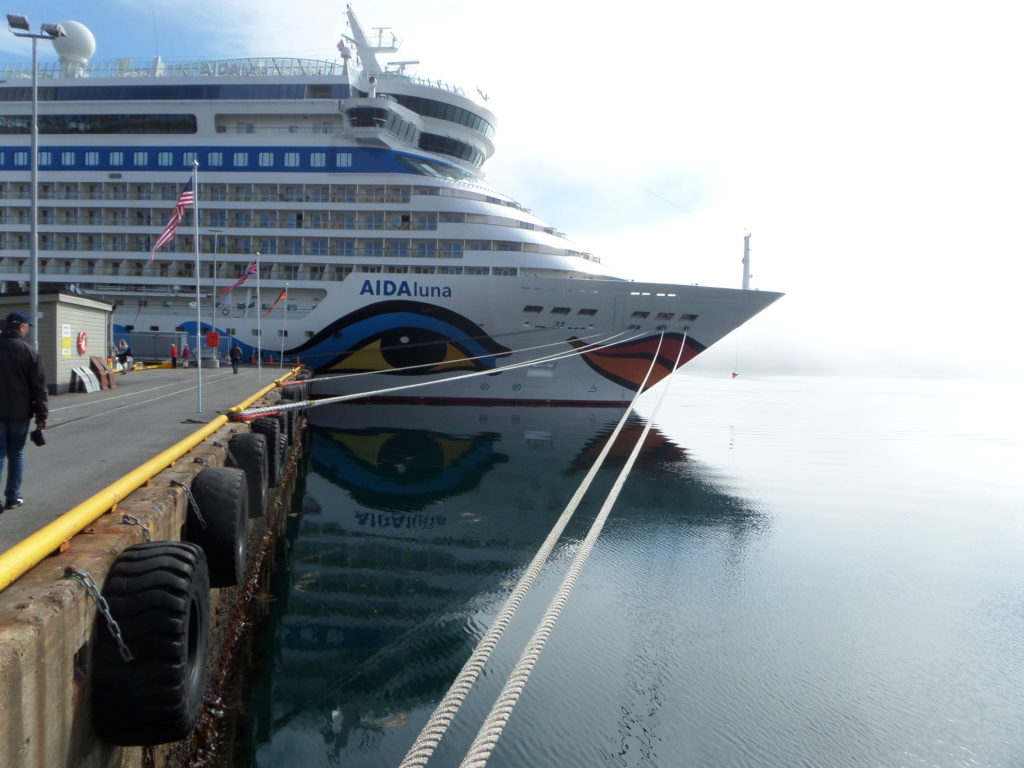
[40,22,65,38]
[6,14,29,32]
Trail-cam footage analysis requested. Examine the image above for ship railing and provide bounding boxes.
[0,56,347,80]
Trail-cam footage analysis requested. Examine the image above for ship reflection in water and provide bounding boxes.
[233,404,766,768]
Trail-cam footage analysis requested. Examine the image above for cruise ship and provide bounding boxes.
[0,8,782,406]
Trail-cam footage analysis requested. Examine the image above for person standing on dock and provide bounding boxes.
[182,343,191,368]
[229,343,243,374]
[0,311,48,511]
[170,342,178,368]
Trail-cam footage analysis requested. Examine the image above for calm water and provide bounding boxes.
[228,375,1024,768]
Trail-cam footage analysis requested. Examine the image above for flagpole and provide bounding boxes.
[193,160,202,413]
[280,283,288,368]
[256,251,262,384]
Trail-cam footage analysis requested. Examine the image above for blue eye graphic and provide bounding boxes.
[288,301,512,375]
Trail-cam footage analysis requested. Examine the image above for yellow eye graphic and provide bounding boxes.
[289,301,511,376]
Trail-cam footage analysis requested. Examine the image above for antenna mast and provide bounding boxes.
[742,233,751,290]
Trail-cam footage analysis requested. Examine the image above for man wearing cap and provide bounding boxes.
[0,311,48,510]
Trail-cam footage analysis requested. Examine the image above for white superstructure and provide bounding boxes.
[0,8,781,405]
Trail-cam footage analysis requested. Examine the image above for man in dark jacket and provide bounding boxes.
[0,311,48,510]
[229,343,243,374]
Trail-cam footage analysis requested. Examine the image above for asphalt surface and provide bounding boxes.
[0,363,290,549]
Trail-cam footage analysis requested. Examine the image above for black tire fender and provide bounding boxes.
[185,466,249,588]
[227,431,268,518]
[274,410,294,446]
[91,541,210,746]
[250,417,283,487]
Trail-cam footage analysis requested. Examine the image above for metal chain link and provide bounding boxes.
[171,480,206,530]
[64,566,134,662]
[121,513,153,542]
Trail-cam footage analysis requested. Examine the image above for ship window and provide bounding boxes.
[252,329,260,336]
[158,152,173,166]
[523,306,543,313]
[183,152,196,166]
[39,151,52,166]
[207,152,223,167]
[494,267,518,276]
[61,151,75,166]
[465,267,489,275]
[438,266,463,275]
[439,241,462,258]
[630,311,650,319]
[225,328,236,336]
[283,152,299,167]
[439,213,465,223]
[258,152,274,167]
[14,151,28,166]
[551,307,571,315]
[413,241,436,258]
[310,152,326,167]
[83,151,99,166]
[236,122,254,134]
[680,313,698,321]
[335,152,352,168]
[656,312,675,320]
[132,151,148,166]
[578,308,597,316]
[233,152,249,167]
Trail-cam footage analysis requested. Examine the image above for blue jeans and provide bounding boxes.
[0,419,31,503]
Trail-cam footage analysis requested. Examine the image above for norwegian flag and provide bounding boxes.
[149,179,195,262]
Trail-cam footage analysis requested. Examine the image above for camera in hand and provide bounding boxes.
[30,429,45,446]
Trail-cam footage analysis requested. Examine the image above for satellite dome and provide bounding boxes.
[52,20,96,65]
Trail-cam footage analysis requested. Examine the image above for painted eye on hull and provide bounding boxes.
[288,301,511,375]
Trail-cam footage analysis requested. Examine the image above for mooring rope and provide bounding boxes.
[456,329,687,768]
[397,330,679,768]
[289,330,616,386]
[230,329,647,420]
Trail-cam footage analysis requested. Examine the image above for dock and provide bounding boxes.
[0,362,308,768]
[0,364,288,544]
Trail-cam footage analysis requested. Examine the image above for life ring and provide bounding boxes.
[76,330,88,355]
[91,541,210,746]
[184,467,250,588]
[221,308,230,316]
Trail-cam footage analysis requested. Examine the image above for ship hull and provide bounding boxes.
[112,274,780,406]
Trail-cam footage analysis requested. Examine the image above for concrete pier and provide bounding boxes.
[0,363,306,768]
[0,365,289,544]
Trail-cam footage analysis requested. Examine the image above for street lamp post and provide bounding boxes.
[6,14,65,349]
[209,228,223,333]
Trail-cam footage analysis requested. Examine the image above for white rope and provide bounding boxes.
[398,332,673,768]
[234,330,647,419]
[457,330,688,768]
[305,329,613,384]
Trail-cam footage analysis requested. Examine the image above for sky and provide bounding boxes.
[7,0,1024,377]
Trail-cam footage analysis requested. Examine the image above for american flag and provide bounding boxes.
[149,179,195,262]
[219,262,259,293]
